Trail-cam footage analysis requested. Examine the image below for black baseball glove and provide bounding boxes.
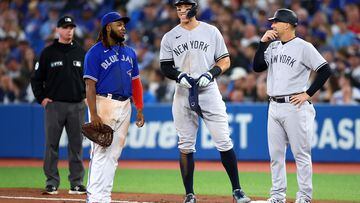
[81,123,114,147]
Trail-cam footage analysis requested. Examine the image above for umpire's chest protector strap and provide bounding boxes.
[188,78,203,118]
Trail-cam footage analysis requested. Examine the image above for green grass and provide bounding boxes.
[0,167,359,201]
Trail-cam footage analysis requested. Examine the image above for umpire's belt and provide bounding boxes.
[97,93,129,101]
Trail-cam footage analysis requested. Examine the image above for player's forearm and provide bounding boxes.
[85,79,98,116]
[160,61,181,81]
[253,42,268,72]
[306,64,332,97]
[131,78,144,110]
[215,56,230,73]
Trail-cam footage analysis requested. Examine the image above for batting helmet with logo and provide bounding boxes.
[268,8,298,26]
[174,0,198,18]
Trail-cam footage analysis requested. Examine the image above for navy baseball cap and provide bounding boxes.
[101,12,130,28]
[57,16,76,27]
[268,8,298,26]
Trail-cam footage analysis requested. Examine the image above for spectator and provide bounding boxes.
[349,53,360,88]
[0,75,16,103]
[39,8,59,41]
[255,80,267,102]
[142,79,157,103]
[229,88,245,103]
[344,3,360,34]
[217,75,230,101]
[330,19,357,50]
[240,24,260,48]
[243,72,257,102]
[331,74,360,105]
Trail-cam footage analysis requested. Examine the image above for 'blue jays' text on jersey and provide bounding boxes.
[83,42,140,97]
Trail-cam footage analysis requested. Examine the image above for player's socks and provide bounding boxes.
[179,152,195,194]
[220,148,241,190]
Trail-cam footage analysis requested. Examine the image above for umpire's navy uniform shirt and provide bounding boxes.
[31,39,86,103]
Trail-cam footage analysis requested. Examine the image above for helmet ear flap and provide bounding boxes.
[186,4,198,18]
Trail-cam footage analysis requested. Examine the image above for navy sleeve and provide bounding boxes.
[253,42,269,72]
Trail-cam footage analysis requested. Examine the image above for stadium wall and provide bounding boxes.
[0,104,359,162]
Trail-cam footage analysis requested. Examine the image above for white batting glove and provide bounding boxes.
[197,72,213,87]
[177,72,192,88]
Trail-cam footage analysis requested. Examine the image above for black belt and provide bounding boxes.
[97,94,129,101]
[269,92,302,103]
[269,96,288,103]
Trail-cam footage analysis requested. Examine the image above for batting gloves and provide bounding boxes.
[197,72,213,87]
[177,72,192,88]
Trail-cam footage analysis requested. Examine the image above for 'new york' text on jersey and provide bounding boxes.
[159,22,229,78]
[264,37,327,96]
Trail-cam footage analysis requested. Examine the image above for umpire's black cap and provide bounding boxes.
[268,8,298,26]
[57,16,76,28]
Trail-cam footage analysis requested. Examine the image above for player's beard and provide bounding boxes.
[110,29,125,43]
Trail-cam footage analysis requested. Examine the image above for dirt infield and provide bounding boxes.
[0,188,353,203]
[0,159,359,202]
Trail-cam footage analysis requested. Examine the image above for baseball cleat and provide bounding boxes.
[183,193,196,203]
[233,189,251,203]
[295,198,311,203]
[69,185,86,194]
[43,185,58,195]
[266,197,286,203]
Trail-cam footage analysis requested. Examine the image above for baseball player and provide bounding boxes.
[253,9,332,203]
[83,12,145,203]
[159,1,250,202]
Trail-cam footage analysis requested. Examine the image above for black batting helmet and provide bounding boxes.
[174,0,197,6]
[268,8,298,26]
[174,0,198,18]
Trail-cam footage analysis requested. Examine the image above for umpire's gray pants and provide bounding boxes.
[44,101,85,188]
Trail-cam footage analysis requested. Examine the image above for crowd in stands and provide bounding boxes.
[0,0,359,105]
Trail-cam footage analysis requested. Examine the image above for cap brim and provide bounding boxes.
[111,17,130,25]
[268,17,277,22]
[117,17,130,24]
[59,23,76,27]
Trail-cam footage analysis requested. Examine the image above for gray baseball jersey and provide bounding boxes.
[159,22,233,153]
[160,22,229,78]
[264,37,327,201]
[264,37,327,96]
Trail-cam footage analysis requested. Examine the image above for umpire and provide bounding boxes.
[31,16,86,195]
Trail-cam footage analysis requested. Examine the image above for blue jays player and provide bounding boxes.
[159,1,250,202]
[83,12,145,203]
[253,9,332,203]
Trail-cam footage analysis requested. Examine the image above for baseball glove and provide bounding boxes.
[81,123,114,147]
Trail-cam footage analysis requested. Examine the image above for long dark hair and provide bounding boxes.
[96,25,125,48]
[97,26,111,48]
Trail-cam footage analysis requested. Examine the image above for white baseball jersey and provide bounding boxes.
[159,22,229,78]
[264,37,327,96]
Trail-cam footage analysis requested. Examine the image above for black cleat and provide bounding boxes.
[43,185,58,195]
[233,189,251,203]
[183,193,196,203]
[68,185,86,194]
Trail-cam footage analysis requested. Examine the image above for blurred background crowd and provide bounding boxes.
[0,0,359,105]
